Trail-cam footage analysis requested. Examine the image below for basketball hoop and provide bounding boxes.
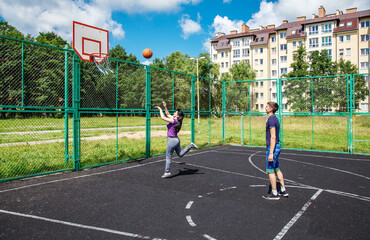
[90,53,114,75]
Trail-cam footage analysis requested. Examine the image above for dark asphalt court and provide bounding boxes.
[0,145,369,240]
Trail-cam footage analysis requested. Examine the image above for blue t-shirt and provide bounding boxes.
[266,115,280,146]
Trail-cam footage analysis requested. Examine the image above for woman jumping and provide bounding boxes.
[155,102,198,178]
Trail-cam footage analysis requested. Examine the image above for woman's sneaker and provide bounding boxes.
[279,190,289,197]
[161,172,171,178]
[191,142,198,149]
[262,193,280,200]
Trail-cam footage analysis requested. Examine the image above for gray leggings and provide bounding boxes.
[165,137,192,172]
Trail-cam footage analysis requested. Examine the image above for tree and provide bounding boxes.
[309,50,338,112]
[337,58,367,111]
[225,61,256,112]
[283,45,311,112]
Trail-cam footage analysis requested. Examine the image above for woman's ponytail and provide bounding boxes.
[174,109,184,133]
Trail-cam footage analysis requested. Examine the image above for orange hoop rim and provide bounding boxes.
[90,53,110,63]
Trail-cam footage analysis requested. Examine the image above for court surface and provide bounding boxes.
[1,145,369,240]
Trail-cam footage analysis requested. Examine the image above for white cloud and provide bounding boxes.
[202,37,211,52]
[210,15,244,35]
[246,0,370,29]
[95,0,202,14]
[141,60,152,65]
[223,0,232,3]
[179,13,202,39]
[0,0,204,42]
[0,0,125,41]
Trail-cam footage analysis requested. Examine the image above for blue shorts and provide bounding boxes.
[266,144,281,174]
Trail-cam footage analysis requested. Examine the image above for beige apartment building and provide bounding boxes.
[210,6,370,112]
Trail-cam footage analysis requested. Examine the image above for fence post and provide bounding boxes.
[191,75,195,143]
[64,46,69,165]
[145,66,151,158]
[72,53,81,171]
[241,112,244,146]
[222,82,226,143]
[277,78,283,147]
[348,74,354,154]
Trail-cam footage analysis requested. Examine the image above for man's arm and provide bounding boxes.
[268,127,276,162]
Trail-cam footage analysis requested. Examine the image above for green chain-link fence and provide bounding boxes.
[1,35,369,181]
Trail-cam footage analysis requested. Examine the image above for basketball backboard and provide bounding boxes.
[73,21,109,63]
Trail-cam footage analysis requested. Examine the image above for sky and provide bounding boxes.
[0,0,369,64]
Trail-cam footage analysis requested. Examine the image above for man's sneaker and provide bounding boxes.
[191,142,198,149]
[262,193,280,200]
[279,190,289,197]
[161,172,171,178]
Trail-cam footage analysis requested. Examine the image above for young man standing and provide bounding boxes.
[263,102,289,200]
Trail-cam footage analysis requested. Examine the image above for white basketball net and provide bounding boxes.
[91,53,114,75]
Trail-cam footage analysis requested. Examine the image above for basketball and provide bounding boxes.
[143,48,153,59]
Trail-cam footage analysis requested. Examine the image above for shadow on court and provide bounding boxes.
[0,145,369,240]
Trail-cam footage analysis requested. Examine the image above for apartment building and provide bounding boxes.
[210,6,370,112]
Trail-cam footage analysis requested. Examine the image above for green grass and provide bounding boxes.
[0,115,369,181]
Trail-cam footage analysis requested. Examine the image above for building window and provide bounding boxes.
[280,44,287,50]
[280,32,286,38]
[255,104,258,109]
[327,49,332,59]
[233,41,240,47]
[339,49,344,56]
[361,20,370,28]
[255,93,259,99]
[281,68,287,74]
[309,38,319,48]
[339,23,344,28]
[272,81,276,87]
[225,62,228,68]
[256,82,259,87]
[322,36,332,46]
[280,56,287,63]
[233,60,240,65]
[225,52,229,57]
[260,81,264,87]
[261,37,264,41]
[272,93,277,98]
[272,48,276,54]
[260,104,264,110]
[255,59,259,66]
[213,54,217,60]
[346,35,351,42]
[309,25,318,35]
[259,70,263,76]
[233,49,240,58]
[298,41,303,46]
[292,30,296,35]
[260,59,263,65]
[361,35,370,41]
[339,36,344,42]
[346,48,351,56]
[272,59,277,65]
[361,48,370,55]
[255,48,258,54]
[347,21,352,27]
[360,62,370,70]
[260,48,263,53]
[221,62,224,68]
[293,41,297,48]
[242,49,249,57]
[260,93,264,98]
[322,23,332,33]
[221,52,224,58]
[271,36,276,42]
[272,70,277,77]
[242,38,249,46]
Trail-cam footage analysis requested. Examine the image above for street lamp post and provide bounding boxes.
[190,56,205,123]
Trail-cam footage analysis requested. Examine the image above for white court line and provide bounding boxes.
[280,157,370,181]
[203,234,217,240]
[0,209,164,240]
[273,189,324,240]
[325,189,370,202]
[0,149,216,194]
[185,201,194,209]
[186,215,197,227]
[219,148,370,162]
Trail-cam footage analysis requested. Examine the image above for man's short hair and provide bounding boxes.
[267,102,279,113]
